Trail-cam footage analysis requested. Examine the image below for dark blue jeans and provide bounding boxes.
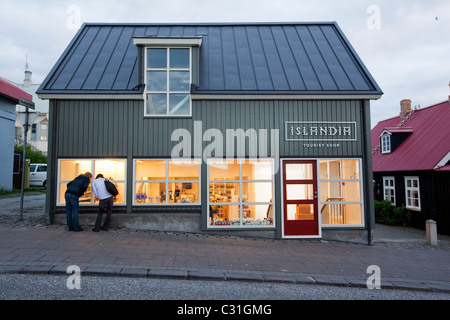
[94,196,113,231]
[65,192,81,231]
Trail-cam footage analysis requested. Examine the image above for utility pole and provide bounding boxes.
[18,97,35,220]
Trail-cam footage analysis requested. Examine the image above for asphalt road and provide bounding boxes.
[1,273,449,301]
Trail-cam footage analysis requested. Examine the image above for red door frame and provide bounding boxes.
[282,160,320,237]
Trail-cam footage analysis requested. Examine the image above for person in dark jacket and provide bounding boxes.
[65,172,92,231]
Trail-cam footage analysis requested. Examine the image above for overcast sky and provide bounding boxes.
[1,0,449,127]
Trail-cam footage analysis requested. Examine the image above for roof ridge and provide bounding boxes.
[81,22,339,27]
[375,100,449,126]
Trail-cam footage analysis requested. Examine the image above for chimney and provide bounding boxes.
[24,70,32,88]
[400,99,411,117]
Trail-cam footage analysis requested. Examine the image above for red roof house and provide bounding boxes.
[0,77,33,103]
[371,99,450,235]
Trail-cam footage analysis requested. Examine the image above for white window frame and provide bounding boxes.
[318,158,365,228]
[383,176,396,205]
[380,133,391,154]
[405,176,421,211]
[207,158,276,229]
[56,158,127,206]
[144,47,192,117]
[133,159,201,206]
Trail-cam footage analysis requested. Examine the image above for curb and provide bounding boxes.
[1,264,449,294]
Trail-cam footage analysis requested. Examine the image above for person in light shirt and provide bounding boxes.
[91,174,114,232]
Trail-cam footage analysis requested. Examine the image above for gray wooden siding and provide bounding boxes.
[56,99,363,158]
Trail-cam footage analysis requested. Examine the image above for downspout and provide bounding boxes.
[46,100,58,224]
[361,99,374,245]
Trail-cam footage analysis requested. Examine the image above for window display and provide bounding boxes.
[57,159,126,205]
[319,159,363,225]
[134,159,200,205]
[208,159,274,227]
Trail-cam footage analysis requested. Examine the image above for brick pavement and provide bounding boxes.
[0,193,449,293]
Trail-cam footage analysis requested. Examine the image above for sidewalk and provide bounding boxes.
[0,194,449,293]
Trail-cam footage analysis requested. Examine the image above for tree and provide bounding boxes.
[14,144,47,164]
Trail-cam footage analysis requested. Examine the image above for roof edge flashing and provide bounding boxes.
[84,21,338,27]
[133,37,202,47]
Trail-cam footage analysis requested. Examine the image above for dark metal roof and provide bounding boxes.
[37,22,382,96]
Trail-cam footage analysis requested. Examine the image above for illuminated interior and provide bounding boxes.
[58,159,126,205]
[208,159,274,227]
[319,159,362,225]
[134,159,200,204]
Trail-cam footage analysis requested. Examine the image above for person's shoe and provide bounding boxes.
[101,227,109,231]
[68,228,74,231]
[92,228,100,232]
[74,228,84,232]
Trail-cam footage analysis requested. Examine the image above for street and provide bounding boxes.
[0,273,449,300]
[1,193,450,302]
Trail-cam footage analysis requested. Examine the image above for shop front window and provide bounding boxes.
[57,159,126,205]
[208,159,274,227]
[134,159,200,205]
[319,159,363,226]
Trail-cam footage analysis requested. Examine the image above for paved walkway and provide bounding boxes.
[0,194,449,293]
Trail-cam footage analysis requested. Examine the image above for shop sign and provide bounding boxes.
[285,121,357,141]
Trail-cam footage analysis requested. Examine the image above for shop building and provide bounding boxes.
[37,22,382,243]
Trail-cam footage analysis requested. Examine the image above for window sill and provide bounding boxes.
[405,206,421,212]
[144,115,192,119]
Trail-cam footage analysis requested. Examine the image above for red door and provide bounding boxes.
[282,160,319,237]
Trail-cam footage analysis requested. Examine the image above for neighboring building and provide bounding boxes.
[37,22,383,243]
[372,98,450,235]
[0,77,33,189]
[3,70,50,155]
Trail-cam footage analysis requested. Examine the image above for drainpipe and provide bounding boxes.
[19,107,29,220]
[361,100,374,246]
[46,100,58,224]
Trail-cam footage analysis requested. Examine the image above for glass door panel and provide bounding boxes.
[283,160,319,237]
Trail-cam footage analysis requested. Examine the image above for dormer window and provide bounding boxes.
[379,127,413,155]
[133,37,202,117]
[145,47,191,116]
[380,133,391,154]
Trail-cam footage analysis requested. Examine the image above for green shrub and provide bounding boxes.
[392,204,411,227]
[374,200,411,227]
[14,144,47,164]
[374,200,394,224]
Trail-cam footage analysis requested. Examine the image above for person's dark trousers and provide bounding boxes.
[94,196,113,231]
[65,192,81,231]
